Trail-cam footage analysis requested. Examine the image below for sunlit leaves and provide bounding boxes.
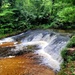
[57,6,75,22]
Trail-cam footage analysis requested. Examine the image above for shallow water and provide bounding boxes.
[0,53,55,75]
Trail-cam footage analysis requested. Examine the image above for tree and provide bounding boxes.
[57,6,75,23]
[15,0,52,24]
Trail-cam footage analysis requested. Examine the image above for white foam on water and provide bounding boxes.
[0,37,14,44]
[0,30,69,71]
[36,50,60,71]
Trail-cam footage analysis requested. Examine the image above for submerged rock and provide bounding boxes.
[0,42,39,57]
[0,42,17,57]
[0,42,17,47]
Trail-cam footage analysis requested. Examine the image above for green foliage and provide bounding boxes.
[15,0,74,28]
[0,3,15,34]
[0,3,14,21]
[0,1,29,35]
[59,36,75,75]
[16,0,52,24]
[61,48,67,60]
[50,0,75,29]
[0,0,75,38]
[57,6,75,23]
[61,36,75,62]
[67,36,75,47]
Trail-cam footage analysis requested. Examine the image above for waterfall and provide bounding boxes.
[0,30,70,71]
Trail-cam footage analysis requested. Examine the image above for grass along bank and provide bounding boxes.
[58,36,75,75]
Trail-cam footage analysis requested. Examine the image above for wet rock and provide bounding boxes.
[11,45,40,56]
[0,47,15,57]
[0,42,40,57]
[67,48,75,55]
[0,42,17,47]
[0,42,17,57]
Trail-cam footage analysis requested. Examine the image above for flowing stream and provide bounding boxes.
[0,30,70,72]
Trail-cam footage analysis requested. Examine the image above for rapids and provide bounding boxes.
[0,30,70,72]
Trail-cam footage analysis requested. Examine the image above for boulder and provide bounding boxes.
[0,42,18,57]
[67,48,75,55]
[0,42,18,47]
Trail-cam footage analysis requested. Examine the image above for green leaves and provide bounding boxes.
[59,35,75,75]
[15,0,52,24]
[67,36,75,48]
[0,3,14,22]
[0,9,14,16]
[57,6,75,23]
[0,0,75,36]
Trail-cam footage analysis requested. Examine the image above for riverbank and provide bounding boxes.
[0,30,26,39]
[57,36,75,75]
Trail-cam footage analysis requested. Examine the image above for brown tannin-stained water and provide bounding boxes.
[0,53,55,75]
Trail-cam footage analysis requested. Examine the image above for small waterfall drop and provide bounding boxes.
[0,30,70,71]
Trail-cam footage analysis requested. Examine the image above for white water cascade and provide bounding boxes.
[0,30,70,71]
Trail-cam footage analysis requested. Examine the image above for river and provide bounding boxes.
[0,30,70,75]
